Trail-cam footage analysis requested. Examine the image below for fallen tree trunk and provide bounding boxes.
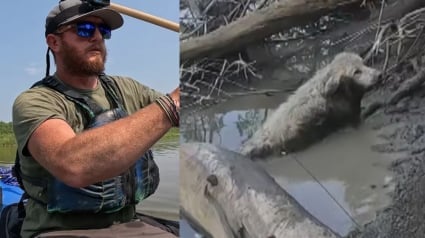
[181,142,340,238]
[325,0,425,55]
[180,0,362,61]
[268,0,425,66]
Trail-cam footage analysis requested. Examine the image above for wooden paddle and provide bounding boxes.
[110,3,179,32]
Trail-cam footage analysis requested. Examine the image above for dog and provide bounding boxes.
[239,52,382,159]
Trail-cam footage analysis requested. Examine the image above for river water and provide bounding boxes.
[181,77,399,236]
[137,139,179,221]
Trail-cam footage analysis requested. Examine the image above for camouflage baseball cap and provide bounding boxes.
[45,0,123,37]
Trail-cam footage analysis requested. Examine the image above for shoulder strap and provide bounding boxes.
[35,75,125,116]
[34,76,104,118]
[98,74,124,109]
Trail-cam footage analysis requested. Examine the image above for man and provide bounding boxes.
[11,0,179,237]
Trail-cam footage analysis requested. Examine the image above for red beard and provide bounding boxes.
[61,41,107,76]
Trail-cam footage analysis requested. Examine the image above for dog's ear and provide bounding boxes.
[323,72,343,96]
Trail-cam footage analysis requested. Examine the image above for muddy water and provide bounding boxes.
[181,87,399,236]
[257,125,399,236]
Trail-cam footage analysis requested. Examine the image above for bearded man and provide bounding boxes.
[10,0,179,237]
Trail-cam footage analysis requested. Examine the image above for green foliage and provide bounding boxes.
[0,121,180,147]
[158,127,179,143]
[152,127,179,152]
[0,121,16,146]
[0,121,13,134]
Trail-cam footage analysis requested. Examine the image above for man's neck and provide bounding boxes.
[55,70,99,90]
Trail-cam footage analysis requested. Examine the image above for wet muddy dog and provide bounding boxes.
[240,52,382,159]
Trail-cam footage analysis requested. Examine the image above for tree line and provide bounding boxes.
[0,121,16,146]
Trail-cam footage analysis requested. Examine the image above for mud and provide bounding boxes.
[242,44,425,237]
[181,56,425,237]
[347,58,425,237]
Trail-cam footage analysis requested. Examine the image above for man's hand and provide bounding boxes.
[169,86,180,112]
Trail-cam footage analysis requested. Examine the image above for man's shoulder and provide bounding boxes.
[15,83,64,103]
[104,74,162,107]
[16,84,55,99]
[13,82,71,117]
[107,75,136,83]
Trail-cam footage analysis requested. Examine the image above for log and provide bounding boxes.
[326,0,425,54]
[180,0,362,61]
[271,0,425,64]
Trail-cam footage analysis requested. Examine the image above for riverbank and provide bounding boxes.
[343,51,425,238]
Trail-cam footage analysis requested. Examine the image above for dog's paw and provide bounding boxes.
[240,141,273,159]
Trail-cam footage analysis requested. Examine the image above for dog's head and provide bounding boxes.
[322,52,382,96]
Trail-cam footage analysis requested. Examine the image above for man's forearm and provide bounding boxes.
[45,103,172,187]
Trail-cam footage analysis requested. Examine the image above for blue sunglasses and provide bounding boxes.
[57,22,112,39]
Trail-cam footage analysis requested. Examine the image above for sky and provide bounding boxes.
[0,0,179,122]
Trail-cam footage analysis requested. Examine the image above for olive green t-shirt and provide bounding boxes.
[12,74,162,238]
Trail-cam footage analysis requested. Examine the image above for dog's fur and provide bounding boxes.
[239,52,382,159]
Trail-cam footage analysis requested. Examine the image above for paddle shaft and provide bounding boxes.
[110,3,179,32]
